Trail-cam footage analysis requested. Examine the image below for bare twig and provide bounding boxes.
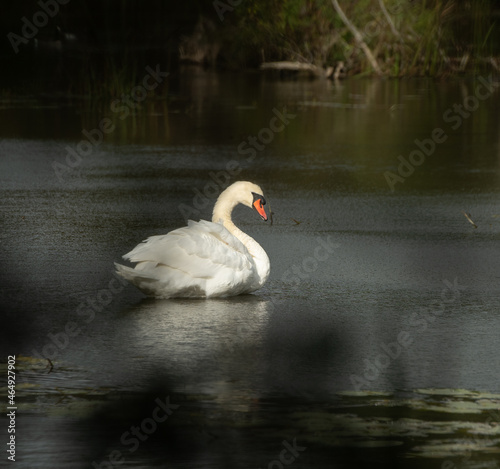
[377,0,401,39]
[330,0,382,75]
[462,211,478,229]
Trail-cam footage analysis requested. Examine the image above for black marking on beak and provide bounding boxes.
[252,192,266,205]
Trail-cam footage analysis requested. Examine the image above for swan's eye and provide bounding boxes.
[252,192,265,206]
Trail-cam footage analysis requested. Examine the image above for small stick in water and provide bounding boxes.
[462,211,477,229]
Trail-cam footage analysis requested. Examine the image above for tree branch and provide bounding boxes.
[330,0,382,75]
[377,0,401,39]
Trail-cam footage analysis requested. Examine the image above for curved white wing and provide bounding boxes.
[116,220,257,298]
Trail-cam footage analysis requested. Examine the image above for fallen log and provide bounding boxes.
[260,61,344,79]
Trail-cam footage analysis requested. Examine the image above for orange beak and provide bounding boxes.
[253,198,268,221]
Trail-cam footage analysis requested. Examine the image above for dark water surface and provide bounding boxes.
[1,70,500,468]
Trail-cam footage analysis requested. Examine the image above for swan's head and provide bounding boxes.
[214,181,268,222]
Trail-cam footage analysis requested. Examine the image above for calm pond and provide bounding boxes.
[1,69,500,468]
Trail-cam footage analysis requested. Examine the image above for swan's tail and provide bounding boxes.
[115,262,209,299]
[114,262,160,296]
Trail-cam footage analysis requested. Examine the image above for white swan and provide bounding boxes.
[115,181,270,299]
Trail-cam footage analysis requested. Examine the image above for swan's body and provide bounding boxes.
[115,181,270,299]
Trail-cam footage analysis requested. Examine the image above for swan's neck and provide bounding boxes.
[212,199,270,284]
[212,200,256,254]
[212,195,238,230]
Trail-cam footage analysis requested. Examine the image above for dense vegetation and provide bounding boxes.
[1,0,499,96]
[217,0,499,76]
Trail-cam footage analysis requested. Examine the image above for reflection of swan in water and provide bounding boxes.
[119,296,272,398]
[115,181,270,299]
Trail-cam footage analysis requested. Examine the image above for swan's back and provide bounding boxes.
[115,220,259,298]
